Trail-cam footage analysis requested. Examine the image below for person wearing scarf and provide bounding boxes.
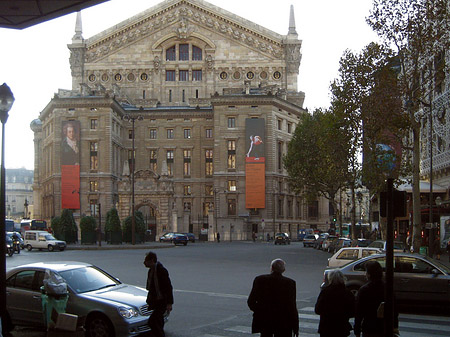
[144,251,174,337]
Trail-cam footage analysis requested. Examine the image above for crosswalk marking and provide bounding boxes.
[224,326,252,334]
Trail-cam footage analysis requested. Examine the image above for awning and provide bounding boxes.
[396,180,447,193]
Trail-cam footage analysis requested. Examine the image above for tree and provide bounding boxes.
[105,208,121,232]
[284,108,350,231]
[122,210,146,243]
[367,0,450,252]
[80,216,97,232]
[59,209,78,243]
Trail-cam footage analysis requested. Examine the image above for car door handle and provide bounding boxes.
[400,278,410,283]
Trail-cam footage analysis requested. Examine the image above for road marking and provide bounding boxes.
[174,289,248,299]
[225,326,251,334]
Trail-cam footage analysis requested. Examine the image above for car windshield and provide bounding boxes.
[59,266,120,293]
[422,256,450,274]
[44,234,57,240]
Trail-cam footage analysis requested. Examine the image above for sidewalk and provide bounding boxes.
[65,240,176,250]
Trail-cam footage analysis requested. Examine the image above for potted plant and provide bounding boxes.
[122,210,146,243]
[105,208,122,244]
[80,216,97,244]
[58,209,78,243]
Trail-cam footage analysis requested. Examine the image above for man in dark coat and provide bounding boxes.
[144,251,174,337]
[247,259,299,337]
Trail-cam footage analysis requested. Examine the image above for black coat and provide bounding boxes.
[315,283,354,336]
[146,262,174,309]
[247,272,299,335]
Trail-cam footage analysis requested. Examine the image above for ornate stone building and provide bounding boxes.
[6,168,34,220]
[31,0,332,240]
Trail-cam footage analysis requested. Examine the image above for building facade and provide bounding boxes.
[6,168,33,220]
[31,0,332,240]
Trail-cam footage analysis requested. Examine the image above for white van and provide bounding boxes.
[24,230,67,252]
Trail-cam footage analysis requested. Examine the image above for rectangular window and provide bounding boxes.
[166,46,176,61]
[205,185,213,196]
[90,119,98,130]
[184,129,191,139]
[278,198,283,216]
[183,150,191,176]
[150,150,157,172]
[169,89,172,102]
[128,129,133,139]
[227,140,236,169]
[192,70,202,81]
[167,150,174,176]
[206,129,212,138]
[149,129,157,139]
[179,70,188,81]
[205,149,213,176]
[278,141,283,170]
[308,201,319,218]
[90,199,99,217]
[192,46,202,60]
[228,199,236,216]
[182,89,185,103]
[278,119,282,130]
[184,185,191,196]
[90,141,98,170]
[228,180,236,192]
[166,70,175,81]
[287,123,292,133]
[89,181,98,192]
[228,117,236,128]
[179,44,189,61]
[167,129,174,139]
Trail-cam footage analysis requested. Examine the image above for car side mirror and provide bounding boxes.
[431,269,440,276]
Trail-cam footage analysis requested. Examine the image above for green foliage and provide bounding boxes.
[122,210,146,242]
[60,209,77,232]
[80,216,97,233]
[284,108,350,205]
[105,208,121,232]
[51,216,61,235]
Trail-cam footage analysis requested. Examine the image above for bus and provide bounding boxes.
[19,219,48,234]
[5,219,15,232]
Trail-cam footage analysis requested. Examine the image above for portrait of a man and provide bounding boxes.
[61,121,80,165]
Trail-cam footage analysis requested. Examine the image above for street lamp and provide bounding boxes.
[0,83,15,331]
[123,113,143,245]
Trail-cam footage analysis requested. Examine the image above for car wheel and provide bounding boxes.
[347,285,360,297]
[183,242,187,246]
[26,244,32,251]
[48,245,54,252]
[86,313,114,337]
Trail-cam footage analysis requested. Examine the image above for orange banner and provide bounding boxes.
[245,161,265,209]
[61,165,80,209]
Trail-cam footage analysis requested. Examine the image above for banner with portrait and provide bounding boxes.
[245,118,265,209]
[61,120,80,209]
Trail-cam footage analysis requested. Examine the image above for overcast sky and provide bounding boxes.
[0,0,379,170]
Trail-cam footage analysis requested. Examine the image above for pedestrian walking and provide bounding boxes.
[248,258,299,337]
[266,233,270,242]
[432,235,441,260]
[315,269,355,337]
[354,261,398,337]
[252,232,257,242]
[217,232,220,243]
[143,251,174,337]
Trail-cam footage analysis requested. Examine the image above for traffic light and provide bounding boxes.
[332,215,337,223]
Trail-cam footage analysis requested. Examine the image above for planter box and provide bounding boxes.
[81,231,96,245]
[106,231,122,244]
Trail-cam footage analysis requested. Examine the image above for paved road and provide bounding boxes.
[5,241,450,336]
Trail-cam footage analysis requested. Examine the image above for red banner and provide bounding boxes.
[61,165,80,209]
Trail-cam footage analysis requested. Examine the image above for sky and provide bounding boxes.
[0,0,379,170]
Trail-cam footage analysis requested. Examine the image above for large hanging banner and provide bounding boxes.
[245,118,265,209]
[61,121,80,209]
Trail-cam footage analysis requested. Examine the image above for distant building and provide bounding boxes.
[31,0,333,240]
[6,168,33,220]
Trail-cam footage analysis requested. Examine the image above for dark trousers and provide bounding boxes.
[148,304,166,337]
[260,329,292,337]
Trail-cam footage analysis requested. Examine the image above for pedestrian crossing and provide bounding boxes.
[197,306,450,337]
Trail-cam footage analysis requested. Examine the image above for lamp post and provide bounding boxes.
[0,83,15,330]
[123,114,143,245]
[24,198,29,219]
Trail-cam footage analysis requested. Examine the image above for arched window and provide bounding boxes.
[193,46,202,60]
[179,44,189,61]
[166,46,176,61]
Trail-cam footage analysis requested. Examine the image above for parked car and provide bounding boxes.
[5,261,166,336]
[321,235,338,251]
[297,228,313,241]
[24,230,66,252]
[327,237,352,254]
[369,240,406,252]
[183,233,196,243]
[159,232,188,245]
[303,234,317,247]
[314,233,329,249]
[322,253,450,309]
[274,233,291,245]
[351,238,372,247]
[327,247,383,268]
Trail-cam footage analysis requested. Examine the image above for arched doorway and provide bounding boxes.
[137,204,157,241]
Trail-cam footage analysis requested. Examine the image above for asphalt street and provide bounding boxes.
[4,241,450,337]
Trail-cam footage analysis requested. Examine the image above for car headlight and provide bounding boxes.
[118,306,139,319]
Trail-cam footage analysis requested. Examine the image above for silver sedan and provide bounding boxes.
[5,261,155,337]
